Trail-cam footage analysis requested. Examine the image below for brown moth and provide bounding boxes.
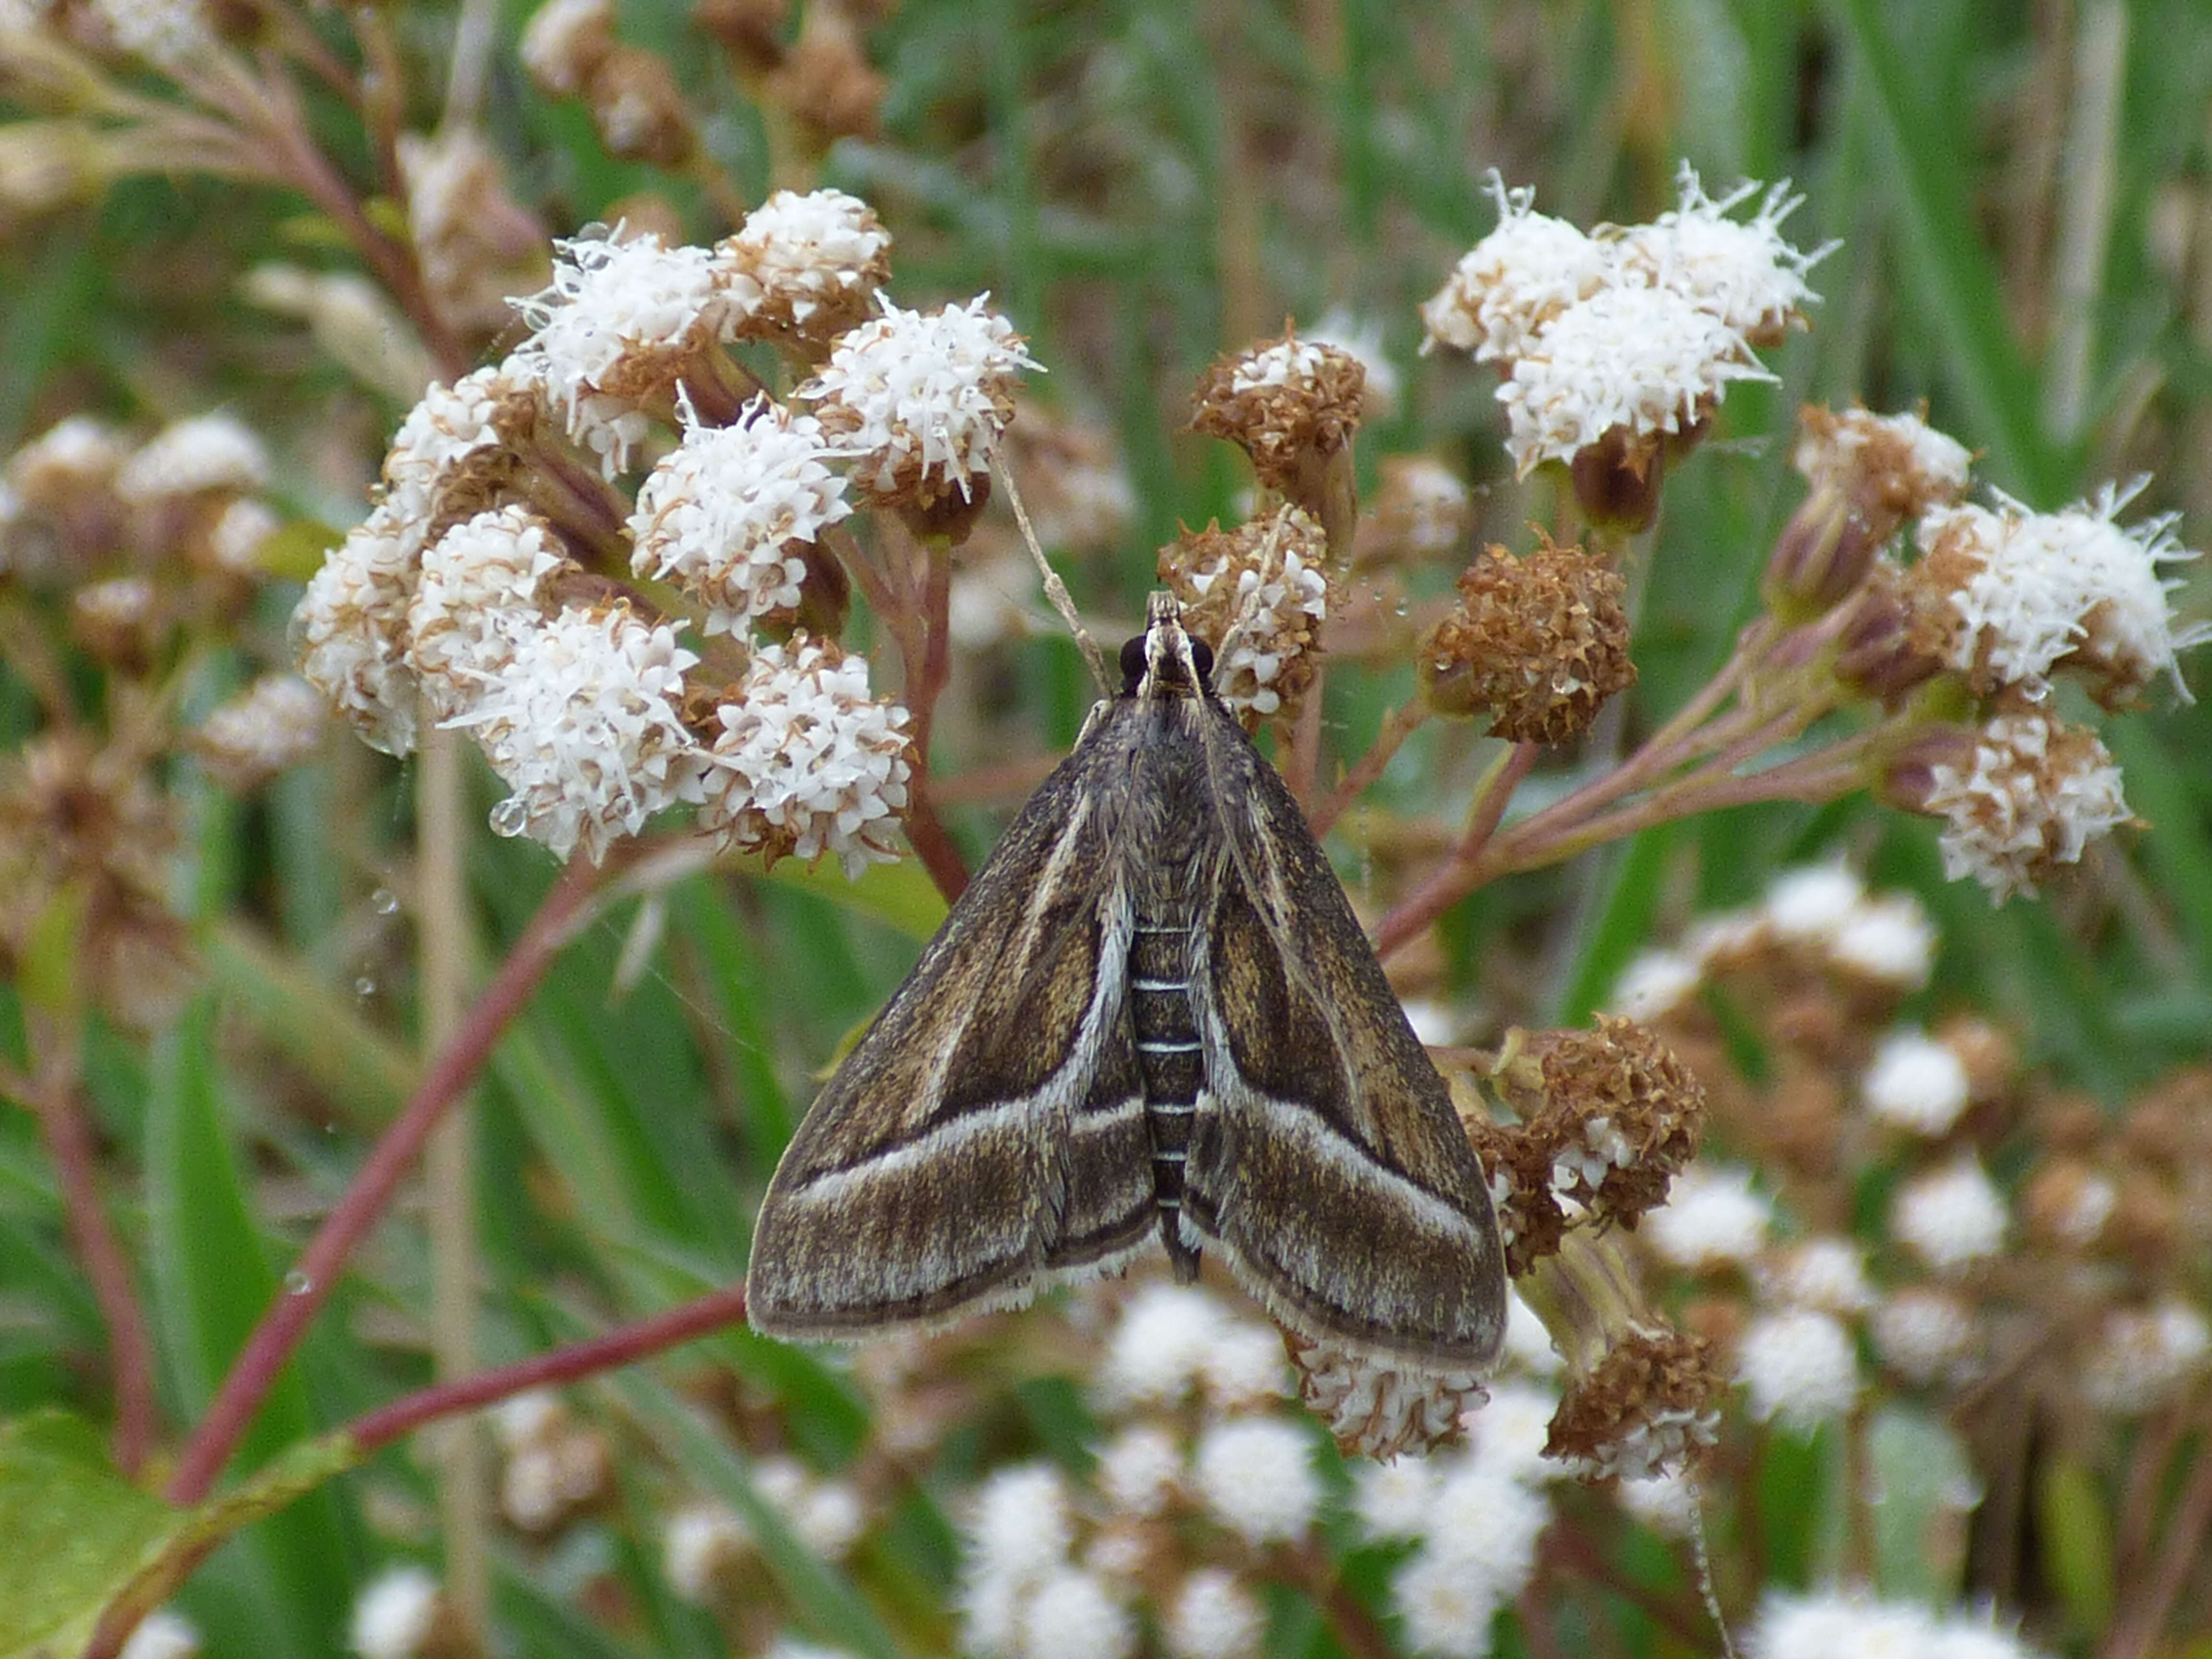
[746,590,1506,1370]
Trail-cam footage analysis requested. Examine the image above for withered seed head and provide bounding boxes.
[1543,1322,1725,1482]
[1418,538,1635,744]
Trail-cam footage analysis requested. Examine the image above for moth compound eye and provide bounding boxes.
[1190,638,1215,686]
[1119,634,1148,689]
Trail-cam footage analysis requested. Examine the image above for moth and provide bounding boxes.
[746,590,1507,1370]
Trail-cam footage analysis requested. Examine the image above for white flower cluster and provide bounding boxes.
[1745,1586,2047,1659]
[446,604,705,864]
[702,638,914,878]
[1608,859,1936,1022]
[1860,1026,1973,1137]
[662,1455,869,1600]
[1920,708,2133,902]
[1349,1380,1564,1657]
[190,673,327,792]
[1919,481,2207,708]
[2079,1301,2212,1415]
[347,1564,443,1659]
[289,190,988,874]
[955,1285,1308,1659]
[1422,166,1825,477]
[629,397,852,634]
[488,1387,612,1532]
[802,295,1041,507]
[113,411,269,502]
[1641,1163,1773,1271]
[1189,536,1330,718]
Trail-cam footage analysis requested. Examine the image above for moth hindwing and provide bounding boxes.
[745,590,1508,1370]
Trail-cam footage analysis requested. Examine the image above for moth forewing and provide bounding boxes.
[1178,693,1508,1370]
[743,702,1155,1339]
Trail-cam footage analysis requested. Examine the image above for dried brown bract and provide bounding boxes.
[1419,538,1635,744]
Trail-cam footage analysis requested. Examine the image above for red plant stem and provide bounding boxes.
[165,853,612,1505]
[22,1050,159,1476]
[1371,742,1537,959]
[349,1282,754,1455]
[901,790,972,905]
[1284,661,1326,811]
[1309,701,1426,840]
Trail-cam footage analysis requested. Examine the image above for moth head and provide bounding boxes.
[1123,592,1215,697]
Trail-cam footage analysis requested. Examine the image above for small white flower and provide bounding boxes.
[1609,947,1704,1020]
[1762,862,1865,943]
[714,187,891,340]
[88,0,216,72]
[192,673,327,790]
[1021,1567,1136,1659]
[792,1479,867,1559]
[628,397,851,634]
[1738,1307,1860,1430]
[293,500,426,756]
[1494,283,1772,479]
[1196,1320,1287,1407]
[2080,1300,2212,1415]
[6,413,130,495]
[1166,1568,1267,1659]
[1392,1543,1509,1659]
[1871,1286,1983,1386]
[1614,166,1826,341]
[208,497,281,572]
[1642,1164,1773,1271]
[1792,406,1972,507]
[964,1463,1073,1587]
[510,229,726,475]
[489,1387,562,1448]
[1191,1417,1320,1543]
[1349,1456,1439,1541]
[1892,1157,2008,1273]
[1862,1027,1972,1136]
[801,294,1039,506]
[663,1499,748,1600]
[115,411,269,500]
[119,1609,199,1659]
[407,505,569,712]
[1921,482,2209,704]
[1307,309,1401,414]
[1828,892,1937,987]
[1921,710,2133,902]
[1193,534,1330,718]
[1096,1283,1220,1407]
[1615,1468,1700,1537]
[1419,176,1611,363]
[1745,1586,2048,1659]
[348,1565,441,1659]
[1757,1237,1875,1317]
[383,363,533,524]
[702,637,913,878]
[1096,1424,1183,1518]
[1464,1382,1560,1488]
[447,603,706,863]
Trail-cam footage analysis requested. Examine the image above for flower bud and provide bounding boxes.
[1568,425,1668,534]
[1832,572,1945,701]
[1764,481,1881,617]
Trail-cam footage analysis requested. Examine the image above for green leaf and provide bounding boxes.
[760,854,949,941]
[1866,1404,1975,1600]
[0,1412,178,1659]
[2037,1455,2116,1636]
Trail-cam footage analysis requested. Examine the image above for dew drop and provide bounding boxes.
[354,975,377,998]
[371,888,400,915]
[284,1270,313,1296]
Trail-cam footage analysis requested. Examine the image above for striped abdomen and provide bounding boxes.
[1129,917,1203,1281]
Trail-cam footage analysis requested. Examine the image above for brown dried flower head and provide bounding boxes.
[1419,537,1635,744]
[1792,405,1972,542]
[0,732,194,1026]
[773,12,889,146]
[1543,1322,1724,1482]
[1155,509,1334,724]
[1281,1331,1488,1460]
[696,0,789,73]
[587,47,698,168]
[519,0,618,97]
[1189,330,1366,533]
[1354,454,1472,569]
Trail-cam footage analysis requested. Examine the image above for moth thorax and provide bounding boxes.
[1129,915,1204,1283]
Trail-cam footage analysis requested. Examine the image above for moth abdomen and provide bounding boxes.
[1130,916,1205,1282]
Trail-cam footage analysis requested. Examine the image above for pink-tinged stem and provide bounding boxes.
[19,1048,160,1476]
[165,853,613,1505]
[349,1281,753,1455]
[1371,742,1538,959]
[1309,702,1427,840]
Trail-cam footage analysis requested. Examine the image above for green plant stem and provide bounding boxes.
[164,848,621,1505]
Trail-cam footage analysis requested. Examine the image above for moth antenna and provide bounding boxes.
[996,459,1111,697]
[1212,503,1297,671]
[1687,1479,1739,1659]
